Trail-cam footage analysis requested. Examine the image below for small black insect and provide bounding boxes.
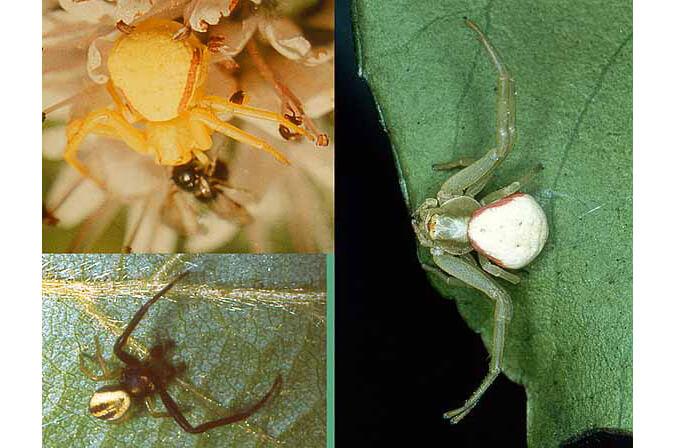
[168,158,252,226]
[80,271,282,433]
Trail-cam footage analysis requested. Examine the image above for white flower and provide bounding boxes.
[43,0,333,252]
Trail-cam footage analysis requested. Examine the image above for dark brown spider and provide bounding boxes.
[80,271,282,434]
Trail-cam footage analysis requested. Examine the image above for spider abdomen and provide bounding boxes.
[107,19,209,122]
[468,193,548,269]
[89,385,132,421]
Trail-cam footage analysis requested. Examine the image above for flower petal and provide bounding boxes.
[258,17,312,60]
[125,196,179,252]
[184,0,240,32]
[86,29,119,84]
[207,14,259,57]
[115,0,156,25]
[184,211,240,252]
[58,0,115,22]
[45,167,106,227]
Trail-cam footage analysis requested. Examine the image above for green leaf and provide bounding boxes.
[351,1,632,446]
[43,254,326,447]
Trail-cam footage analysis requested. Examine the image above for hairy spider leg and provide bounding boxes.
[191,108,290,165]
[199,96,317,143]
[65,109,148,180]
[438,19,516,199]
[79,336,122,381]
[157,375,283,434]
[428,253,512,424]
[113,271,190,366]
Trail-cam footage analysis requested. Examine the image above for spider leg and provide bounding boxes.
[432,158,477,172]
[158,375,282,434]
[113,271,190,366]
[191,108,290,165]
[479,163,544,205]
[145,396,172,418]
[64,109,148,180]
[427,253,512,423]
[421,263,469,288]
[79,336,121,381]
[149,339,177,360]
[437,19,515,199]
[198,96,320,144]
[190,148,212,166]
[476,254,520,284]
[106,81,141,124]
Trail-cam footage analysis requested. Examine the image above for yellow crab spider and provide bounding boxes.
[412,19,548,423]
[63,19,326,180]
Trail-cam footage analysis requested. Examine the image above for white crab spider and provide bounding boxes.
[412,19,549,423]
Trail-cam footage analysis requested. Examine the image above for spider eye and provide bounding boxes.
[89,385,131,421]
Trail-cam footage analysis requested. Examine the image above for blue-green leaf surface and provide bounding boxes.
[43,254,326,447]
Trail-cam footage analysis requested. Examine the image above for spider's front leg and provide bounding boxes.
[113,271,190,366]
[64,109,149,182]
[427,253,512,423]
[437,19,516,200]
[199,96,328,146]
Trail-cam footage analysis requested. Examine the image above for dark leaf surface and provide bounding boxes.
[352,1,632,445]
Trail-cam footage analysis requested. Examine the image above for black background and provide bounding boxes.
[334,1,527,446]
[334,1,633,447]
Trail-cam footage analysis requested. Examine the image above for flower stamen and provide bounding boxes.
[245,39,329,147]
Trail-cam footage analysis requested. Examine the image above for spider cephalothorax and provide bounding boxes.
[64,19,327,181]
[412,19,549,423]
[80,271,282,433]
